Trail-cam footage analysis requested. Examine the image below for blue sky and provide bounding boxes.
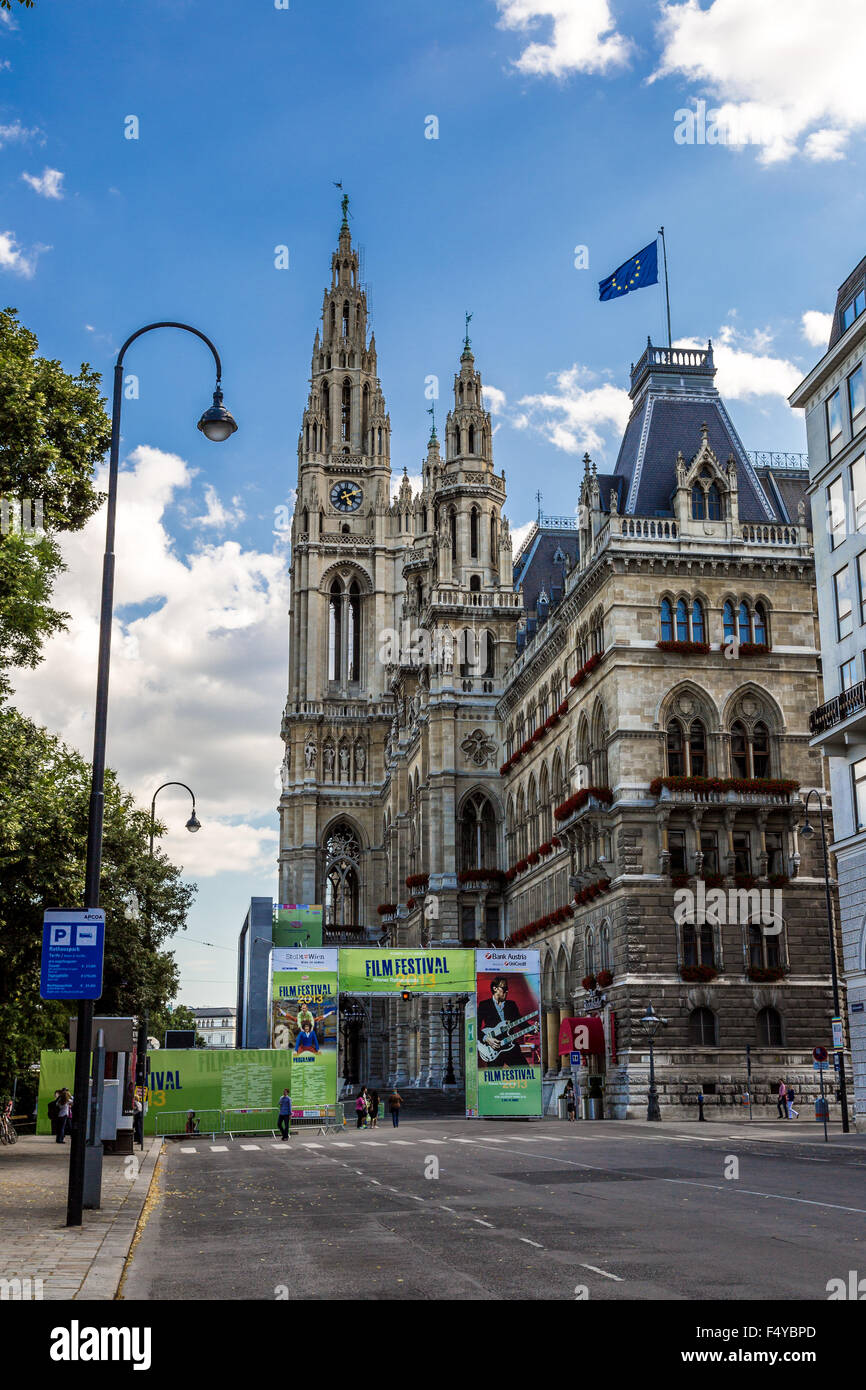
[5,0,866,1004]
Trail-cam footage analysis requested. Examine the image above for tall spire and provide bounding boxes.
[463,310,473,355]
[427,402,437,442]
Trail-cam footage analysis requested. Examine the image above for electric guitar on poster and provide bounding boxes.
[477,1009,540,1063]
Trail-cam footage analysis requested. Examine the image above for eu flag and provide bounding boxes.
[598,240,659,301]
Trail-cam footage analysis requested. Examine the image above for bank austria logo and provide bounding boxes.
[50,1321,151,1371]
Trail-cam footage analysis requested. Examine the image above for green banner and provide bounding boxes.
[273,904,323,949]
[339,948,475,995]
[464,999,478,1118]
[272,948,338,1117]
[143,1049,292,1131]
[475,950,543,1118]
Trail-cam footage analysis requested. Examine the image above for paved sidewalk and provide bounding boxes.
[0,1135,162,1301]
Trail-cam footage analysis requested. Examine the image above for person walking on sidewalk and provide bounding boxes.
[563,1079,577,1121]
[786,1084,799,1119]
[278,1088,291,1141]
[388,1088,403,1127]
[369,1089,380,1129]
[355,1088,368,1129]
[777,1079,788,1120]
[55,1089,72,1144]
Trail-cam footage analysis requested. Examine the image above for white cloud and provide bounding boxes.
[677,325,801,403]
[655,0,866,163]
[0,228,49,277]
[482,384,508,414]
[0,118,38,146]
[390,472,423,500]
[801,310,832,348]
[496,0,632,77]
[513,364,631,457]
[509,519,537,556]
[12,445,290,878]
[21,166,64,199]
[192,483,245,529]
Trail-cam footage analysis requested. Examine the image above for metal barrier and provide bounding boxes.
[155,1109,222,1139]
[289,1103,345,1135]
[223,1107,280,1138]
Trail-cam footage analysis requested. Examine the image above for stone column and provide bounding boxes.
[545,1009,560,1078]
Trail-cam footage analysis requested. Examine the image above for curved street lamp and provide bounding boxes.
[799,789,850,1133]
[68,323,237,1227]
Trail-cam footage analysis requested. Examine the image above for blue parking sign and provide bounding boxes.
[40,910,105,1000]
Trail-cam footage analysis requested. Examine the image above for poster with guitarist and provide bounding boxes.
[474,950,542,1117]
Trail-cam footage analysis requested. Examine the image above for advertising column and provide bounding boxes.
[272,948,339,1118]
[474,949,542,1118]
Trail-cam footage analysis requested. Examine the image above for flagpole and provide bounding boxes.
[659,226,672,348]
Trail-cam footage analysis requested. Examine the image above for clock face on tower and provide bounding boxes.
[330,480,363,513]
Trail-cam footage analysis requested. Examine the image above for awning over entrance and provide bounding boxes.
[558,1015,605,1056]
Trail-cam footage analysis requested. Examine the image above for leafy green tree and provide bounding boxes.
[0,707,197,1091]
[0,308,111,694]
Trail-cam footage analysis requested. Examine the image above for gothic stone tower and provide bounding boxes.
[280,209,402,925]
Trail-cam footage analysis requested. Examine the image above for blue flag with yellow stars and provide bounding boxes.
[598,240,658,301]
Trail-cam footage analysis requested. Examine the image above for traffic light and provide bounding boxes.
[401,991,413,1002]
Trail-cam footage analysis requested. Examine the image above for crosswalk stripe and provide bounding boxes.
[333,1142,353,1148]
[391,1140,415,1145]
[302,1142,323,1149]
[179,1147,197,1154]
[210,1145,228,1152]
[240,1143,261,1151]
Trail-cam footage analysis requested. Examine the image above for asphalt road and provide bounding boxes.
[121,1118,866,1302]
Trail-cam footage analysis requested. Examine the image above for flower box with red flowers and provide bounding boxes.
[718,642,771,657]
[376,904,397,916]
[556,701,569,718]
[680,964,718,983]
[569,652,603,689]
[746,965,787,983]
[670,872,691,888]
[505,867,517,882]
[767,873,790,888]
[551,835,562,848]
[596,969,613,988]
[649,775,799,798]
[545,714,560,730]
[515,858,529,873]
[538,841,553,856]
[406,897,417,911]
[734,873,758,889]
[457,868,504,886]
[553,785,614,822]
[527,851,540,866]
[656,640,711,656]
[700,872,724,889]
[405,873,429,891]
[582,974,597,991]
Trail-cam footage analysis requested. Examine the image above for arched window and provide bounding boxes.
[689,1007,717,1045]
[752,721,770,777]
[470,507,479,558]
[328,578,343,682]
[459,793,497,871]
[689,719,706,777]
[691,485,705,520]
[585,928,596,976]
[330,303,336,335]
[362,383,370,450]
[302,508,309,534]
[738,601,750,645]
[341,379,352,443]
[757,1006,783,1046]
[348,580,361,682]
[468,424,475,454]
[450,509,457,562]
[676,598,689,642]
[753,602,767,645]
[666,720,685,776]
[377,426,382,455]
[483,630,495,678]
[731,720,749,778]
[660,598,673,642]
[490,513,497,555]
[749,921,782,970]
[453,425,461,459]
[692,599,705,643]
[322,382,330,446]
[707,483,722,520]
[323,824,361,927]
[342,301,350,339]
[598,923,611,973]
[723,600,736,643]
[683,921,715,967]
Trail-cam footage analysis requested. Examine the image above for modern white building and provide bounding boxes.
[192,1006,237,1049]
[791,254,866,1125]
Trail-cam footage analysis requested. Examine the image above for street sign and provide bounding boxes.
[813,1061,829,1072]
[852,1002,865,1014]
[40,910,105,1001]
[570,1051,583,1066]
[813,1045,829,1063]
[831,1017,844,1051]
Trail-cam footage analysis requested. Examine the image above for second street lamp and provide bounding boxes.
[67,323,236,1228]
[640,1003,667,1122]
[799,789,850,1133]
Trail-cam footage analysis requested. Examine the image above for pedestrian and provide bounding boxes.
[185,1110,199,1136]
[133,1092,143,1145]
[355,1088,367,1129]
[697,1090,706,1121]
[777,1078,788,1120]
[786,1084,799,1120]
[55,1089,72,1144]
[278,1088,291,1141]
[369,1089,380,1129]
[388,1088,403,1127]
[563,1079,577,1121]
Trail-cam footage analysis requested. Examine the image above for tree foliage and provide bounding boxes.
[0,307,111,692]
[0,707,197,1090]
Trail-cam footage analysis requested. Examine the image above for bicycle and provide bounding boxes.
[0,1100,18,1146]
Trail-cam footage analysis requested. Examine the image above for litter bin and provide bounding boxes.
[815,1096,829,1122]
[585,1076,604,1120]
[558,1095,569,1120]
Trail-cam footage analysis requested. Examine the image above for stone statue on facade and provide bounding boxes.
[304,738,316,772]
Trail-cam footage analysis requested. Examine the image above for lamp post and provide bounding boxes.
[799,789,850,1133]
[639,1003,667,1121]
[67,323,236,1228]
[134,783,202,1146]
[439,999,463,1086]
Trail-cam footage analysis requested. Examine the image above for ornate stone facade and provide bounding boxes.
[279,221,846,1115]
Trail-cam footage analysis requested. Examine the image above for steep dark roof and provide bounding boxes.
[513,526,579,618]
[828,254,866,350]
[612,365,778,523]
[754,466,812,532]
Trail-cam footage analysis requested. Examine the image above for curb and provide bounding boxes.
[75,1138,163,1301]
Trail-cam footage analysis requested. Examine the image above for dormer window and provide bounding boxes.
[842,287,866,332]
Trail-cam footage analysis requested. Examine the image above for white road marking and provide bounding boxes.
[580,1263,622,1281]
[450,1138,478,1144]
[423,1139,448,1144]
[477,1137,506,1143]
[520,1237,544,1248]
[210,1145,229,1152]
[332,1142,353,1148]
[240,1143,261,1151]
[364,1142,385,1147]
[474,1218,494,1227]
[438,1206,458,1214]
[302,1143,323,1149]
[391,1140,415,1145]
[179,1147,197,1154]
